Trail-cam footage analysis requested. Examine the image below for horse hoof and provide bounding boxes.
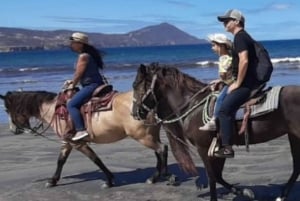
[146,178,155,184]
[242,188,255,199]
[45,181,56,188]
[166,174,179,186]
[101,182,113,189]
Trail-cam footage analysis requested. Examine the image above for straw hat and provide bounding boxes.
[69,32,89,44]
[207,33,232,48]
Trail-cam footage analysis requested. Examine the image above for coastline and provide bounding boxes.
[0,123,300,201]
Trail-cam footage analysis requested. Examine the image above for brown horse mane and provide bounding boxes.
[153,64,207,93]
[3,91,57,119]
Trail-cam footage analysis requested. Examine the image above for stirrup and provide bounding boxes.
[208,137,219,157]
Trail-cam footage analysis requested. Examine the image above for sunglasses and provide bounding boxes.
[223,18,235,25]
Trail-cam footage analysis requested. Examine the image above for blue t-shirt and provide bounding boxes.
[79,53,104,86]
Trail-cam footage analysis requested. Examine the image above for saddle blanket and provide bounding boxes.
[236,86,282,120]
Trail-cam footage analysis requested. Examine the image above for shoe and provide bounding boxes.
[214,146,234,158]
[72,131,89,141]
[199,119,216,131]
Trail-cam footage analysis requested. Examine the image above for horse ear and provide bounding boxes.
[0,94,5,100]
[139,64,147,75]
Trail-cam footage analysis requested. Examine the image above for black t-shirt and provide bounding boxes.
[232,30,260,88]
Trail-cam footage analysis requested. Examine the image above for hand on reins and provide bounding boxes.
[209,79,222,91]
[62,80,74,91]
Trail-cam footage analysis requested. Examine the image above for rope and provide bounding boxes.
[202,92,219,124]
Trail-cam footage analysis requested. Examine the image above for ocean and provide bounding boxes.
[0,39,300,123]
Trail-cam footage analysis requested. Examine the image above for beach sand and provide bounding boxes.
[0,124,299,201]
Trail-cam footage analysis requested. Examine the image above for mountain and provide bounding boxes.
[0,23,205,52]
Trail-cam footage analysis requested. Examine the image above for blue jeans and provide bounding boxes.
[214,85,228,118]
[67,83,99,131]
[218,86,251,146]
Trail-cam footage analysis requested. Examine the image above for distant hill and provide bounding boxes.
[0,23,205,52]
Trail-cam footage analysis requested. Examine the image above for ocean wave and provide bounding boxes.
[19,67,40,72]
[195,60,218,66]
[271,57,300,64]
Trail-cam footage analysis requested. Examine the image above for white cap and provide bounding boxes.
[207,33,232,48]
[69,32,89,44]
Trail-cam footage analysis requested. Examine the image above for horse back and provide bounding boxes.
[234,85,300,145]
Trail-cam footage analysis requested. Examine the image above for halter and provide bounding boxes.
[136,73,212,125]
[133,74,158,120]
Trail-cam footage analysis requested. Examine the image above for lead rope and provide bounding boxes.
[202,91,219,124]
[155,85,214,124]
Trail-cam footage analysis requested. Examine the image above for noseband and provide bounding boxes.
[134,73,212,124]
[133,73,158,115]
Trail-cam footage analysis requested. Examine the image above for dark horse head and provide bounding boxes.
[132,63,208,122]
[0,91,57,134]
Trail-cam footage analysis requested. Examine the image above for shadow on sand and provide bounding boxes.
[197,181,300,201]
[55,163,207,187]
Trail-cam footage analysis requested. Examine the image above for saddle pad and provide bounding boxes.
[236,86,282,120]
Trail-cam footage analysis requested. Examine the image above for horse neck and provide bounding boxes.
[157,77,208,121]
[39,99,57,124]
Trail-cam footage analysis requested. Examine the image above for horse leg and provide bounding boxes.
[46,141,73,187]
[135,134,170,184]
[197,146,254,201]
[197,146,223,201]
[277,134,300,201]
[74,142,115,188]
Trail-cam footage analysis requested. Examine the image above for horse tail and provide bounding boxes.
[164,127,198,176]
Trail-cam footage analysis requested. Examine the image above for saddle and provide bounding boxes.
[55,84,118,138]
[205,85,282,156]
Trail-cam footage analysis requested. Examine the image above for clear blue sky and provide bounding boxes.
[1,0,299,41]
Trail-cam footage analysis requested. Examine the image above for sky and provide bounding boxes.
[1,0,299,41]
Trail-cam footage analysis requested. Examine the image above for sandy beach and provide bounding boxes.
[0,123,299,201]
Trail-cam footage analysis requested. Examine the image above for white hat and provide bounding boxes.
[207,33,232,48]
[217,9,245,24]
[69,32,89,44]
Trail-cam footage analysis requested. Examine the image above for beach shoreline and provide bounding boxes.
[0,123,300,201]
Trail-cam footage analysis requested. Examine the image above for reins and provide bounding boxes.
[155,84,212,124]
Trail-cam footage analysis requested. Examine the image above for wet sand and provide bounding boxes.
[0,124,299,201]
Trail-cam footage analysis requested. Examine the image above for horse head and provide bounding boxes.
[0,91,57,135]
[0,92,30,134]
[132,63,209,122]
[132,63,165,120]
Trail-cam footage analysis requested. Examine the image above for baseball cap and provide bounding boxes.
[217,9,245,24]
[69,32,89,44]
[207,33,232,48]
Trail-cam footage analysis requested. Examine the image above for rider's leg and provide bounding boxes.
[67,83,98,141]
[215,86,251,158]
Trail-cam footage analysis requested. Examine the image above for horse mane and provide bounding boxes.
[155,64,207,93]
[4,91,57,118]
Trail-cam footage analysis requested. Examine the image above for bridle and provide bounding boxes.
[133,73,159,120]
[133,72,212,125]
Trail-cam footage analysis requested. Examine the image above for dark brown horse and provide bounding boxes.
[131,63,300,201]
[0,90,174,189]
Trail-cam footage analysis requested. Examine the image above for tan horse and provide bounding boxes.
[0,90,171,188]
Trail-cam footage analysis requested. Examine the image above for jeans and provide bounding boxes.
[218,86,251,146]
[67,83,99,131]
[214,85,228,118]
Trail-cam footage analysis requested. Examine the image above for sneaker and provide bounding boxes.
[199,119,216,131]
[214,146,234,158]
[72,131,89,141]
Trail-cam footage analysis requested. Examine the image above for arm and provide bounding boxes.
[72,53,89,86]
[228,50,248,93]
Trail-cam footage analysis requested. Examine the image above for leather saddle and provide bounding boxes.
[55,84,118,134]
